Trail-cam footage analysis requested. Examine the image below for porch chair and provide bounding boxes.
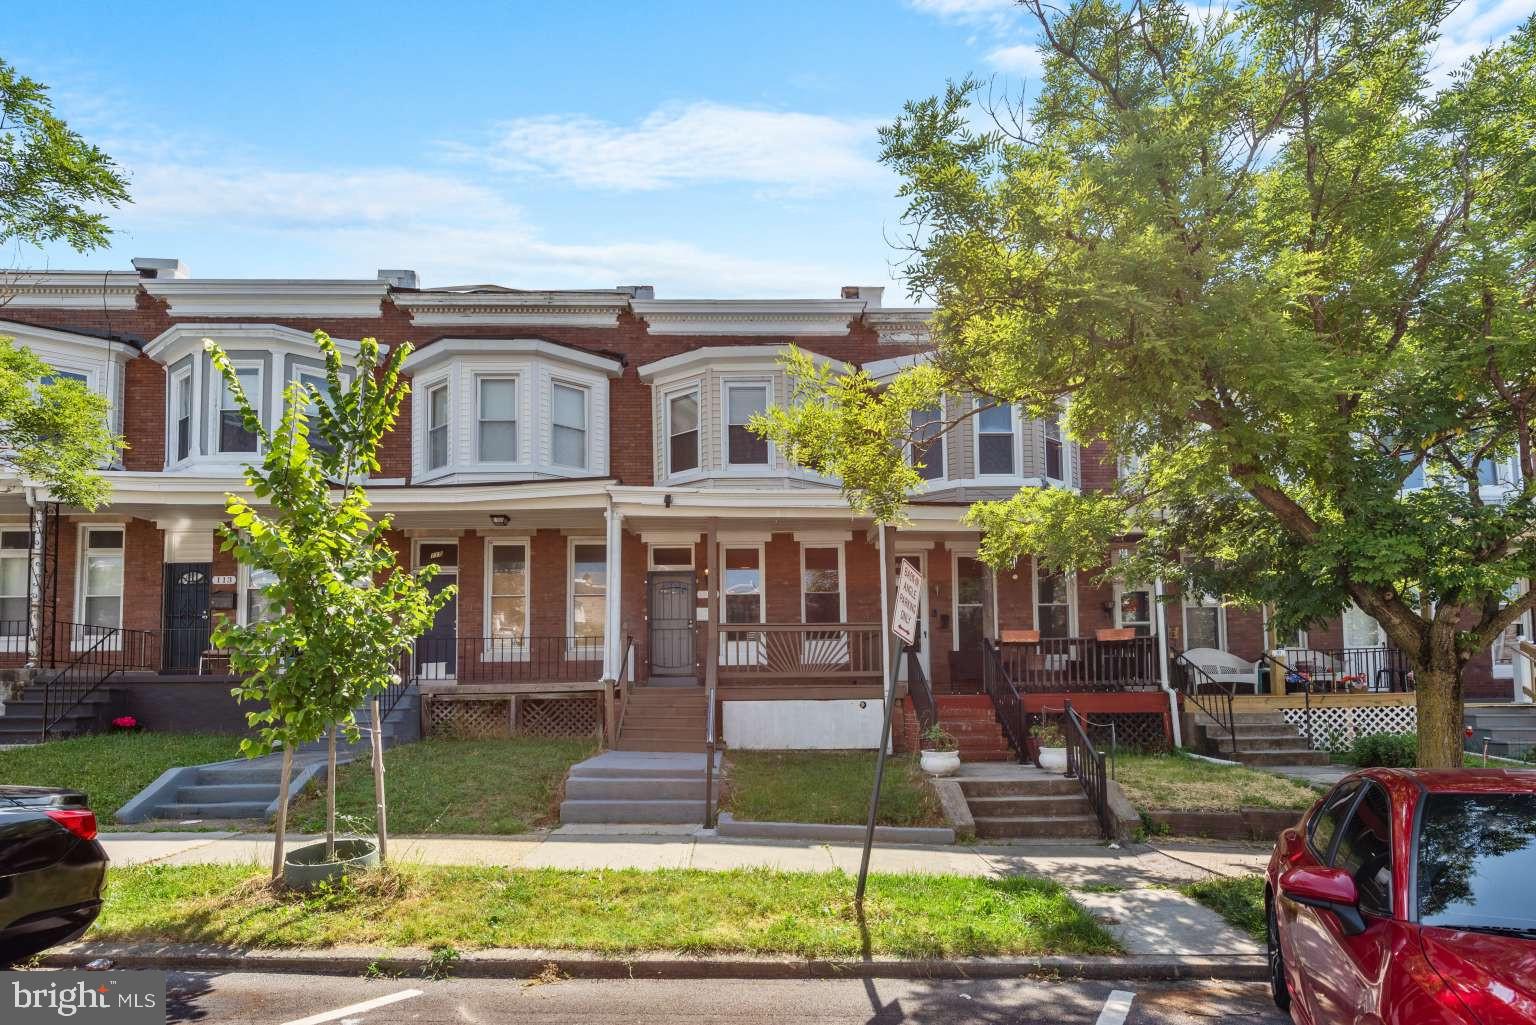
[1180,647,1264,694]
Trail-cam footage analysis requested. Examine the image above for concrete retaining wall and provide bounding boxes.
[722,699,890,750]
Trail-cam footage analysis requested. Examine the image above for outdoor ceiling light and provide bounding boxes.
[489,514,510,527]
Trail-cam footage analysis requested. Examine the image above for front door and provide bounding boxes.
[162,563,211,671]
[895,554,929,683]
[1114,584,1156,637]
[648,571,696,680]
[415,542,458,679]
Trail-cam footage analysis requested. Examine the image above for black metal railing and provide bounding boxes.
[0,619,28,648]
[1062,699,1113,840]
[994,635,1161,692]
[406,635,605,684]
[39,625,136,740]
[1273,646,1414,693]
[1170,650,1239,758]
[611,635,635,744]
[981,638,1030,765]
[905,647,937,733]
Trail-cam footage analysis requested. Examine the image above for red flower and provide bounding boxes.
[112,715,138,729]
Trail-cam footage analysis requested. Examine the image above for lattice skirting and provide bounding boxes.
[1283,705,1417,751]
[1040,712,1170,754]
[427,695,603,740]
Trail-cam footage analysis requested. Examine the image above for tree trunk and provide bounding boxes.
[270,742,293,886]
[370,696,388,863]
[325,726,337,863]
[1414,660,1466,769]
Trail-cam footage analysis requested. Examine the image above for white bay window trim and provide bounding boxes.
[722,379,772,471]
[425,380,450,472]
[214,361,263,455]
[476,375,519,464]
[974,401,1018,477]
[665,383,702,479]
[551,381,590,470]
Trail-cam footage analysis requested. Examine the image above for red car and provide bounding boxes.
[1265,768,1536,1024]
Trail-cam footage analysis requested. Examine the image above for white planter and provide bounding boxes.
[920,749,961,776]
[1038,746,1068,772]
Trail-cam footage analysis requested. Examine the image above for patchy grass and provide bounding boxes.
[291,738,596,835]
[721,751,944,828]
[92,862,1118,958]
[1181,874,1267,942]
[0,732,244,818]
[1114,752,1318,812]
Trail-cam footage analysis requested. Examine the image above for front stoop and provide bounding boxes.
[1193,710,1330,766]
[933,695,1016,762]
[956,766,1102,840]
[1465,705,1536,759]
[559,750,720,825]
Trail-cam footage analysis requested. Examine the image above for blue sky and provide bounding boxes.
[8,0,1532,298]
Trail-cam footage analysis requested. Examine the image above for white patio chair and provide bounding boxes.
[1181,647,1264,694]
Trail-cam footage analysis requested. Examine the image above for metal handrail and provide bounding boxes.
[40,624,132,740]
[613,635,635,743]
[981,638,1030,765]
[702,681,718,829]
[1259,651,1318,749]
[905,647,938,733]
[1170,650,1239,758]
[1062,699,1113,840]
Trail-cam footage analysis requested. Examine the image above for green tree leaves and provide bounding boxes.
[0,337,122,508]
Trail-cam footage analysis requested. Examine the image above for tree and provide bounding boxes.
[0,339,122,508]
[755,1,1536,767]
[0,57,129,256]
[209,330,452,883]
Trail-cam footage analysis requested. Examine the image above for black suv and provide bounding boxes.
[0,786,108,965]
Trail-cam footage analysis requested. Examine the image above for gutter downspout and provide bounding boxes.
[1153,576,1181,747]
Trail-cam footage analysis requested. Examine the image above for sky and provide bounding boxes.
[7,0,1533,299]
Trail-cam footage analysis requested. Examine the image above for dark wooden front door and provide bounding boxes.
[162,563,211,671]
[417,573,457,678]
[648,572,696,679]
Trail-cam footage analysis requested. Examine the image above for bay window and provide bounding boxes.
[725,383,769,468]
[217,365,262,454]
[1045,415,1065,482]
[910,405,945,481]
[426,382,449,470]
[171,368,193,462]
[976,403,1015,475]
[668,388,700,475]
[552,383,588,469]
[477,377,518,462]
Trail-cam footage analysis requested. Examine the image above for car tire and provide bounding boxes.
[1267,894,1292,1013]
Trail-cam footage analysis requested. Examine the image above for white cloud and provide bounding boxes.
[907,0,1020,26]
[453,102,887,194]
[986,42,1045,77]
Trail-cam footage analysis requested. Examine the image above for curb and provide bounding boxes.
[715,813,956,845]
[42,943,1269,982]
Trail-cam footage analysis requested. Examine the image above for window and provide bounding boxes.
[1117,586,1154,637]
[297,371,336,457]
[1332,783,1393,918]
[426,382,449,471]
[171,368,193,462]
[552,383,588,469]
[650,546,694,569]
[1,529,28,642]
[1044,415,1065,481]
[243,566,278,624]
[477,378,518,462]
[488,542,528,645]
[79,528,124,639]
[725,383,769,467]
[42,369,89,386]
[802,546,843,624]
[723,546,763,623]
[217,365,261,454]
[976,403,1014,475]
[570,542,606,648]
[1308,782,1360,861]
[910,405,944,481]
[1036,566,1073,638]
[1417,792,1536,928]
[1184,591,1224,650]
[667,389,700,475]
[1342,603,1386,650]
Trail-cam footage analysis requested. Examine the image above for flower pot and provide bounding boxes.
[282,837,379,890]
[920,749,961,776]
[1038,746,1068,772]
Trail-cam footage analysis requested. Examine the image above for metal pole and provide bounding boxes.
[856,523,900,906]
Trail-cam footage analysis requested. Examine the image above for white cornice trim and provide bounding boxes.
[401,337,623,377]
[639,529,703,546]
[143,279,388,318]
[0,271,141,309]
[633,299,864,336]
[636,344,847,383]
[865,307,934,346]
[0,319,139,360]
[144,323,364,363]
[393,290,629,327]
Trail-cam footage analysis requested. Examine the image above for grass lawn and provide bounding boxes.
[93,862,1118,958]
[1114,751,1319,812]
[0,732,244,818]
[1181,874,1267,943]
[290,737,596,835]
[721,751,945,828]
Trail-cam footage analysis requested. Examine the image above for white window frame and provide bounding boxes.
[950,551,998,652]
[1180,590,1227,651]
[567,537,607,650]
[1263,605,1307,650]
[720,543,767,625]
[0,527,29,652]
[484,537,532,660]
[973,400,1018,478]
[1043,413,1067,484]
[1342,602,1388,650]
[1112,581,1158,637]
[424,380,450,472]
[550,380,591,471]
[908,403,946,483]
[237,562,280,626]
[1032,557,1078,639]
[170,365,195,465]
[721,378,773,471]
[475,374,520,465]
[648,544,696,570]
[75,525,125,649]
[213,360,264,456]
[799,543,847,624]
[664,383,702,479]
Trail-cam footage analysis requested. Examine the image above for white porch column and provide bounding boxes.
[1154,576,1182,747]
[602,496,623,681]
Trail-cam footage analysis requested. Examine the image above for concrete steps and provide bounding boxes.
[1465,706,1536,759]
[559,751,718,825]
[0,691,118,744]
[957,768,1102,840]
[1193,711,1330,766]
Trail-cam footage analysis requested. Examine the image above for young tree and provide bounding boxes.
[755,2,1536,767]
[0,339,122,508]
[210,331,452,883]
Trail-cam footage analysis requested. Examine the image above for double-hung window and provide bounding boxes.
[910,405,945,481]
[217,365,261,454]
[79,528,124,641]
[244,566,278,624]
[1044,415,1065,482]
[297,370,336,457]
[478,378,518,463]
[668,388,700,475]
[723,547,763,623]
[488,542,528,655]
[425,382,449,471]
[0,529,28,644]
[171,368,194,462]
[552,383,588,469]
[802,546,843,624]
[1035,565,1073,639]
[570,543,606,652]
[725,383,769,468]
[976,403,1014,475]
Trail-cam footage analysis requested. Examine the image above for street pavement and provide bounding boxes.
[125,969,1288,1024]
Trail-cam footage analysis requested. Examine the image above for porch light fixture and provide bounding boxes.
[489,514,510,527]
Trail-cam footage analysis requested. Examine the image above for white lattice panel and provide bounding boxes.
[1283,705,1417,751]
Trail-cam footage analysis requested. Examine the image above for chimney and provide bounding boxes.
[377,269,419,289]
[841,285,883,308]
[132,257,189,279]
[619,285,655,299]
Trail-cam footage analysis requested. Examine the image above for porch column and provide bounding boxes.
[24,491,43,668]
[1153,576,1182,746]
[705,519,719,694]
[602,497,623,681]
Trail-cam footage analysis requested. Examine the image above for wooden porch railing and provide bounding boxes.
[995,634,1161,692]
[716,623,882,683]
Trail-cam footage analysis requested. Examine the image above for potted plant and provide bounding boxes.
[919,724,961,776]
[1033,721,1068,771]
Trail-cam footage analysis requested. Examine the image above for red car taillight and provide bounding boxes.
[46,808,98,841]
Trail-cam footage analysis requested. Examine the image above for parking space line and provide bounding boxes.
[1094,989,1135,1025]
[278,988,423,1025]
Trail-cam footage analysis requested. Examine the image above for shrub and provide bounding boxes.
[920,725,958,752]
[1348,731,1416,768]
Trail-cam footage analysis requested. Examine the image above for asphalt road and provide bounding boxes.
[148,970,1290,1024]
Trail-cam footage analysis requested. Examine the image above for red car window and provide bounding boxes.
[1332,782,1393,917]
[1309,781,1361,861]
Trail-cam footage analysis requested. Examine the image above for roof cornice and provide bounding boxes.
[632,298,865,336]
[864,307,934,346]
[144,323,364,363]
[0,270,141,309]
[401,337,624,377]
[142,279,388,318]
[0,319,140,360]
[393,290,630,327]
